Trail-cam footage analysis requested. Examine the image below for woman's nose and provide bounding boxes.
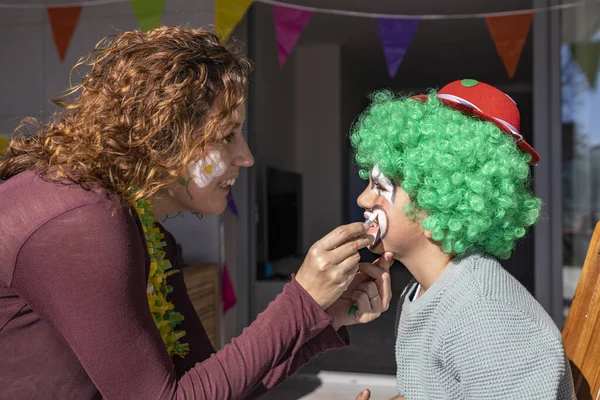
[232,137,254,168]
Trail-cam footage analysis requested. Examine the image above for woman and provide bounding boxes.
[0,27,393,399]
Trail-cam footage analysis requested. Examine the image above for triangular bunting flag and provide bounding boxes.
[130,0,165,32]
[376,18,420,78]
[222,264,237,313]
[485,13,533,78]
[215,0,253,41]
[274,5,312,67]
[0,136,9,155]
[226,192,239,216]
[47,6,82,62]
[570,42,600,88]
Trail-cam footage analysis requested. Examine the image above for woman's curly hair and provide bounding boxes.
[0,26,251,204]
[350,90,541,259]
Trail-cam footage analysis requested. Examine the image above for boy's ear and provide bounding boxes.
[424,230,433,239]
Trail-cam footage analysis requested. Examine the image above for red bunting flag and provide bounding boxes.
[485,13,533,78]
[273,5,312,67]
[47,6,82,62]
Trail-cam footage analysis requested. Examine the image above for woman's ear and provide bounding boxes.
[424,230,433,239]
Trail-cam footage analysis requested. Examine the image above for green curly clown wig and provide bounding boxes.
[350,90,542,259]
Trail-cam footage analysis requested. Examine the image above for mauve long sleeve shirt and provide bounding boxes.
[0,171,349,399]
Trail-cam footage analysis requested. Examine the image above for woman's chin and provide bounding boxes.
[189,200,227,216]
[212,202,228,215]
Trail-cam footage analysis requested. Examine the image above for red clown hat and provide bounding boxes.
[411,79,539,164]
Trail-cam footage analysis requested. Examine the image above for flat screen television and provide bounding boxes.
[257,166,303,264]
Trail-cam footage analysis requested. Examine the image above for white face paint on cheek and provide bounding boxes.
[188,150,227,188]
[367,206,389,250]
[373,208,388,239]
[371,165,395,204]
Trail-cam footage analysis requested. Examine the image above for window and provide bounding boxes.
[560,5,600,318]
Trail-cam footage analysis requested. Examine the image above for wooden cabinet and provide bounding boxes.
[183,264,220,349]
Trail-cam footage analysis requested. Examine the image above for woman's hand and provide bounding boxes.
[295,222,373,309]
[326,252,394,330]
[354,390,406,400]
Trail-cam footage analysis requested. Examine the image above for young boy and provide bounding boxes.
[350,80,575,399]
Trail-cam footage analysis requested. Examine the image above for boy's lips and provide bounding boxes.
[364,207,388,250]
[365,212,381,248]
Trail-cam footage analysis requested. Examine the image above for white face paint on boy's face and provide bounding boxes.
[358,165,427,258]
[363,165,396,250]
[371,165,396,203]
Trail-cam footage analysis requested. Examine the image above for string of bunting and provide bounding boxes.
[1,0,598,83]
[221,0,597,81]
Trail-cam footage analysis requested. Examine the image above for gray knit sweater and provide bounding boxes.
[395,253,575,400]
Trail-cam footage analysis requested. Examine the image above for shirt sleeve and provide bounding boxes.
[244,325,350,400]
[161,229,351,396]
[13,201,334,400]
[442,300,575,400]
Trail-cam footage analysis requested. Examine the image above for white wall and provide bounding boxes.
[294,44,343,252]
[219,17,252,343]
[251,5,343,256]
[249,5,344,316]
[251,3,297,173]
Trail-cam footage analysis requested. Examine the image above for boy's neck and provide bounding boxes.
[399,242,454,292]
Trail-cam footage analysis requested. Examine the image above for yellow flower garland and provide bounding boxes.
[134,199,189,358]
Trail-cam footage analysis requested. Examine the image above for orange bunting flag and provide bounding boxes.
[47,6,82,62]
[485,13,533,78]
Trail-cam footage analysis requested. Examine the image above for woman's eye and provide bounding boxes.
[223,133,235,143]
